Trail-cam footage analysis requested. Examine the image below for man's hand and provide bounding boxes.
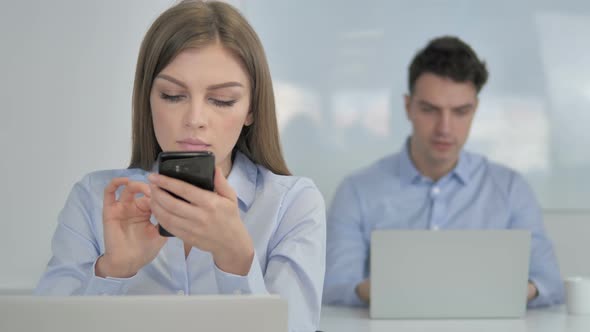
[527,281,539,301]
[356,278,371,303]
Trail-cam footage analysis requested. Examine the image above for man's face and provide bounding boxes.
[405,73,478,176]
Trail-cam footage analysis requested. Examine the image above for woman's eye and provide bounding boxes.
[160,93,185,103]
[210,98,237,108]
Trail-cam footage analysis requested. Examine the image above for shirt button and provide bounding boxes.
[432,186,440,195]
[177,290,185,295]
[233,289,243,295]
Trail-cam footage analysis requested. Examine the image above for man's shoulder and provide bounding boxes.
[465,150,527,193]
[341,152,401,190]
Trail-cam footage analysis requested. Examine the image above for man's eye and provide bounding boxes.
[455,108,470,116]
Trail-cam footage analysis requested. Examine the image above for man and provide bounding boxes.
[323,36,564,308]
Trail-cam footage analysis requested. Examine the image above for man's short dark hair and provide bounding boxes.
[408,36,488,94]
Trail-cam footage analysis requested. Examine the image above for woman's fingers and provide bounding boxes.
[151,191,198,237]
[135,196,152,214]
[103,178,129,207]
[213,167,237,203]
[119,181,151,203]
[150,184,195,219]
[149,173,215,205]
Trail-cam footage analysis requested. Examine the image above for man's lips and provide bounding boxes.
[432,140,453,150]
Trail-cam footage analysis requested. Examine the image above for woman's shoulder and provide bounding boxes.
[235,151,320,195]
[77,168,149,191]
[254,165,326,236]
[254,164,324,209]
[258,166,318,192]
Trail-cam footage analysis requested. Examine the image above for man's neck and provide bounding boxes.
[408,141,457,182]
[420,163,455,182]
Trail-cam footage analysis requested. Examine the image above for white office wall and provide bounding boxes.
[1,0,589,290]
[0,0,172,289]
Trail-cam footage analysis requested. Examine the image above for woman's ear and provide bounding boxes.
[244,111,254,126]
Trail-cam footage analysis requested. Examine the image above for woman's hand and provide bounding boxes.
[148,167,254,276]
[96,178,167,278]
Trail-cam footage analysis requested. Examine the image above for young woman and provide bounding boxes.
[35,1,326,331]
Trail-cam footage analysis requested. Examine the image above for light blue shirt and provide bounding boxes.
[36,152,326,332]
[323,142,564,308]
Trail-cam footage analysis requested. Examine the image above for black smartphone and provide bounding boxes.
[156,151,215,237]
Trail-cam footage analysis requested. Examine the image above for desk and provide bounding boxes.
[319,306,590,332]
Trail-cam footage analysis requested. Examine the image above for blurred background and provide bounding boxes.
[1,0,589,291]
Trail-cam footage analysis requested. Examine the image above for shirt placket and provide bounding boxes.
[429,183,447,230]
[166,237,190,295]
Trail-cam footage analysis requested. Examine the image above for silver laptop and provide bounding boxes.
[370,230,530,319]
[0,295,287,332]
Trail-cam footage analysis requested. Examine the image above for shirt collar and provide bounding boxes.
[452,150,470,185]
[398,137,471,185]
[227,151,258,210]
[398,139,422,185]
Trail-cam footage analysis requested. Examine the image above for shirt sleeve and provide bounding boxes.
[34,176,133,296]
[213,251,267,295]
[214,178,325,332]
[267,179,326,332]
[323,177,368,307]
[507,173,565,307]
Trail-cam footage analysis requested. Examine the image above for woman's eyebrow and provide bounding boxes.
[155,74,187,89]
[207,82,244,91]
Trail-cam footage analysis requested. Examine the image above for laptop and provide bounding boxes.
[0,295,287,332]
[370,230,531,319]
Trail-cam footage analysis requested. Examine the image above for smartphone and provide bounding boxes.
[156,151,215,237]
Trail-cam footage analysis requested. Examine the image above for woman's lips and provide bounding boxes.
[177,139,210,151]
[178,143,210,151]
